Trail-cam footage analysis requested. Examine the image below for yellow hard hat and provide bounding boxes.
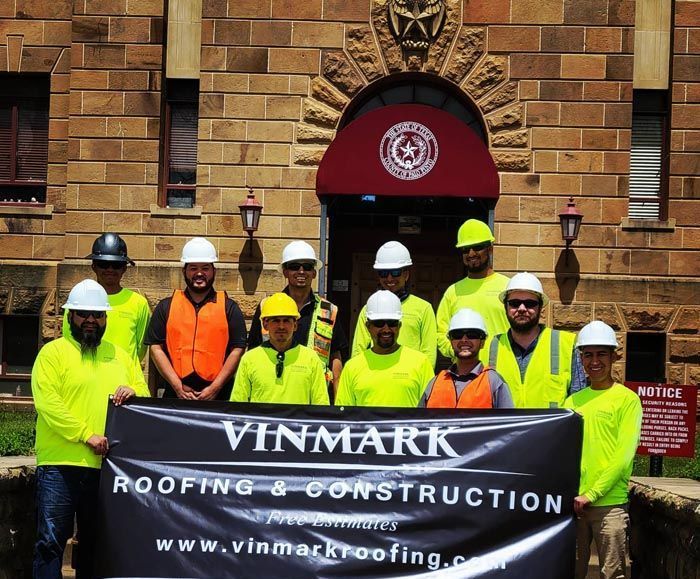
[260,293,300,319]
[456,219,495,248]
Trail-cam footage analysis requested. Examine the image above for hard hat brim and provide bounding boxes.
[62,304,112,311]
[86,253,135,266]
[181,258,218,264]
[372,262,412,270]
[365,313,402,321]
[499,289,549,306]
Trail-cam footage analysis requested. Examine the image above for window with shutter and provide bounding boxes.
[628,90,669,220]
[0,74,50,205]
[160,79,199,208]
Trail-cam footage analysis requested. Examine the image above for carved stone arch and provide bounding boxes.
[293,0,531,173]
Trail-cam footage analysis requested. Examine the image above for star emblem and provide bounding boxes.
[400,139,418,160]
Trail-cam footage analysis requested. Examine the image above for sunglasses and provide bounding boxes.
[94,260,126,270]
[506,299,541,310]
[461,242,491,254]
[73,310,106,320]
[449,329,485,341]
[369,319,400,329]
[377,268,404,278]
[284,262,315,272]
[275,351,285,379]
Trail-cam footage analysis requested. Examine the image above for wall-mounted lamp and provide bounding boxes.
[559,196,583,263]
[239,186,263,256]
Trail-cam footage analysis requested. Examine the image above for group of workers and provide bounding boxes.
[31,220,641,579]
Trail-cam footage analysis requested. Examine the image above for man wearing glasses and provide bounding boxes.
[481,272,586,408]
[247,240,347,395]
[62,233,151,362]
[336,291,434,407]
[351,241,437,367]
[231,293,329,404]
[436,219,510,360]
[420,309,513,408]
[32,279,149,578]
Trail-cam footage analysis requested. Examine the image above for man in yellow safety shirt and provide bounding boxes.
[479,272,586,408]
[564,321,642,579]
[247,240,347,395]
[352,241,437,367]
[62,233,151,361]
[336,290,434,408]
[32,279,149,578]
[420,309,513,408]
[146,237,247,400]
[436,219,510,359]
[231,293,329,405]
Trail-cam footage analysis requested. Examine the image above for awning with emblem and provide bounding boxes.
[316,103,499,199]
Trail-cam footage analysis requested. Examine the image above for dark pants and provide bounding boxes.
[34,465,100,579]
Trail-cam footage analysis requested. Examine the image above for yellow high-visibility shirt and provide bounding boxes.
[335,346,434,408]
[31,336,149,469]
[564,383,642,506]
[62,287,151,361]
[436,273,510,359]
[352,294,437,368]
[230,344,329,405]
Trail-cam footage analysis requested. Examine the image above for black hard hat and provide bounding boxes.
[85,233,135,265]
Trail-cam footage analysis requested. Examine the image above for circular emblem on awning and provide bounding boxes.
[379,121,439,180]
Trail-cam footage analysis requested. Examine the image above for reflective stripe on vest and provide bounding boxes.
[165,290,228,382]
[307,298,337,368]
[260,294,337,369]
[486,328,573,409]
[426,368,493,409]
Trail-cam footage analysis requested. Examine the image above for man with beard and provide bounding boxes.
[231,293,328,404]
[247,240,347,396]
[335,291,434,407]
[351,241,437,367]
[32,279,149,578]
[420,309,513,408]
[61,233,151,361]
[436,219,510,359]
[480,272,586,408]
[146,237,247,400]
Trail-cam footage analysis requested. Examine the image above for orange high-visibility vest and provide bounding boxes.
[426,368,493,409]
[165,290,228,382]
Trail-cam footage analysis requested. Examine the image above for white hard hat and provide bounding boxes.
[576,321,619,349]
[181,237,218,264]
[365,290,403,321]
[277,241,323,273]
[448,308,487,335]
[373,241,412,270]
[62,279,111,312]
[499,272,549,305]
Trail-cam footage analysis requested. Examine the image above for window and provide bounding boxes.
[160,79,199,208]
[626,332,666,383]
[0,315,40,396]
[628,90,669,220]
[0,75,50,205]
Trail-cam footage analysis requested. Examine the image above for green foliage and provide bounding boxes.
[633,431,700,481]
[0,411,36,456]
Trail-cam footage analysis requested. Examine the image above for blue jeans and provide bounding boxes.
[34,465,101,579]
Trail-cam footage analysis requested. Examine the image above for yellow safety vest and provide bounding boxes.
[484,328,575,409]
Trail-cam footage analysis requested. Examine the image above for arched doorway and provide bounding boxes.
[316,76,499,348]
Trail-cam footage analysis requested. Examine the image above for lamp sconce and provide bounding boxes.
[239,186,263,256]
[558,196,583,264]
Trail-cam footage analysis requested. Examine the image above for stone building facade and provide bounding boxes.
[0,0,697,392]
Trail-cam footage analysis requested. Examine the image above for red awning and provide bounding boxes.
[316,104,499,199]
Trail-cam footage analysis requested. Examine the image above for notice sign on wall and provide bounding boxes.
[96,400,582,578]
[626,382,698,458]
